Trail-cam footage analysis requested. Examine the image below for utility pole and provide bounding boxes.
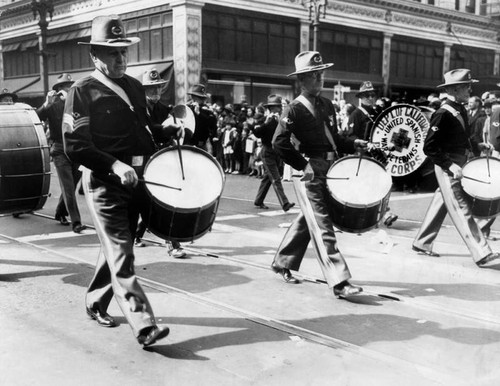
[31,0,53,97]
[302,0,328,51]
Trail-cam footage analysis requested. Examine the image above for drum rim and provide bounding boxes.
[326,155,392,207]
[462,156,500,200]
[143,145,226,209]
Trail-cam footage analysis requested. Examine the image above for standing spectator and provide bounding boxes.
[346,81,377,140]
[253,94,295,212]
[186,84,217,152]
[37,73,86,233]
[468,96,486,157]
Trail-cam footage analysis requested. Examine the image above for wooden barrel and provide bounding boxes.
[0,103,51,215]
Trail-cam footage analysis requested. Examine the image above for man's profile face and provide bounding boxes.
[145,85,163,103]
[92,46,128,78]
[301,70,324,96]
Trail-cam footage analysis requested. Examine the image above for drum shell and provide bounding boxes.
[327,156,392,233]
[0,104,51,215]
[144,146,224,242]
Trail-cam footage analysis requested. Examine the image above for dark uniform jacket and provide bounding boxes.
[187,101,217,146]
[63,72,172,175]
[347,103,376,141]
[37,97,65,144]
[273,92,355,171]
[424,99,473,171]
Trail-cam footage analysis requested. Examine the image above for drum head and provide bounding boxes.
[144,147,224,209]
[462,157,500,200]
[327,156,392,207]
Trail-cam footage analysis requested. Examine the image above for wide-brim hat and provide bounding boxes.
[287,51,333,77]
[437,68,478,88]
[188,84,209,98]
[264,94,282,107]
[0,88,17,102]
[78,15,140,47]
[355,81,376,97]
[142,68,167,87]
[52,73,74,91]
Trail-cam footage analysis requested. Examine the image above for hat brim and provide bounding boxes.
[437,79,479,88]
[52,81,74,91]
[264,103,282,107]
[355,89,376,97]
[78,37,140,47]
[0,93,17,100]
[188,92,208,98]
[143,80,168,87]
[287,63,333,77]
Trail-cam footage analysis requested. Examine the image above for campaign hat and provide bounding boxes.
[0,88,17,102]
[264,94,282,107]
[78,15,140,47]
[355,81,376,97]
[437,68,478,88]
[141,68,167,87]
[187,84,209,98]
[52,73,74,91]
[287,51,333,77]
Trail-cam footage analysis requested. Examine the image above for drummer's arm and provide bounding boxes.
[272,107,308,172]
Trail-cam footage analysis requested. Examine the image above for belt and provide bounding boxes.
[303,151,336,161]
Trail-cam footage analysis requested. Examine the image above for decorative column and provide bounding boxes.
[31,0,54,97]
[443,42,452,75]
[171,0,204,104]
[382,32,393,98]
[0,41,3,87]
[494,50,500,76]
[299,19,310,52]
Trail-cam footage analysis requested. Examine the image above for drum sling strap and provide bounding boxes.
[91,70,155,140]
[296,95,337,160]
[441,103,473,155]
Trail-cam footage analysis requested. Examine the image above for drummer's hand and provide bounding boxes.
[354,139,368,150]
[161,121,182,139]
[478,142,493,152]
[111,160,138,187]
[301,162,314,182]
[43,90,57,107]
[448,163,463,180]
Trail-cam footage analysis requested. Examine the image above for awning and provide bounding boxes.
[3,61,173,99]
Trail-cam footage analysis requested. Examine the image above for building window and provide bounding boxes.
[450,45,494,76]
[390,37,443,85]
[203,8,299,68]
[320,26,383,75]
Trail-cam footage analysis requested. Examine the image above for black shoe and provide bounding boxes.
[254,203,269,210]
[271,262,300,284]
[55,213,70,226]
[138,326,170,347]
[283,202,295,212]
[477,252,500,267]
[333,281,363,298]
[72,223,87,233]
[383,214,398,227]
[412,245,440,257]
[86,307,117,327]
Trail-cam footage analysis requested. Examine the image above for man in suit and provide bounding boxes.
[253,94,295,212]
[412,69,500,266]
[63,15,181,347]
[272,51,368,297]
[468,95,486,157]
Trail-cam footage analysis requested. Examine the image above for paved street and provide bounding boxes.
[2,166,500,386]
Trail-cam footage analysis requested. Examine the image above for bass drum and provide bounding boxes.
[0,103,51,215]
[326,155,392,233]
[462,157,500,218]
[143,146,225,242]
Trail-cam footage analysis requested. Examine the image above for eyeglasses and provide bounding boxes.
[364,93,377,98]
